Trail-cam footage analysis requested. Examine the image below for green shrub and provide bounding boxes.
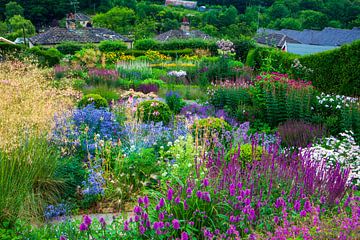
[78,94,108,109]
[56,42,83,55]
[232,37,256,61]
[210,87,251,116]
[141,78,165,88]
[226,144,263,168]
[134,39,159,50]
[99,40,128,52]
[137,100,172,124]
[192,117,232,141]
[165,91,186,114]
[82,86,119,102]
[300,40,360,96]
[27,47,63,67]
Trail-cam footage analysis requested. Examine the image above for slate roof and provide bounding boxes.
[286,43,338,55]
[165,0,197,9]
[74,13,91,21]
[156,29,211,41]
[29,27,133,45]
[255,32,300,48]
[258,28,360,46]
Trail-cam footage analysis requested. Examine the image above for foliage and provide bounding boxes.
[165,91,186,114]
[192,117,232,145]
[78,94,108,109]
[82,86,119,103]
[6,15,35,40]
[137,100,172,124]
[300,40,360,96]
[226,143,263,168]
[5,1,24,19]
[99,40,128,53]
[56,42,83,55]
[92,7,136,34]
[74,49,102,68]
[278,120,325,148]
[27,47,63,67]
[0,136,62,223]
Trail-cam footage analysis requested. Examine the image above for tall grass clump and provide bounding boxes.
[0,136,63,224]
[0,61,78,149]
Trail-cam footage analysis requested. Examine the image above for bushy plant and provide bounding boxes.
[78,94,108,109]
[165,91,186,114]
[82,86,119,102]
[56,42,83,55]
[99,40,128,52]
[137,100,172,124]
[136,84,159,94]
[74,48,102,68]
[226,143,263,168]
[278,120,325,147]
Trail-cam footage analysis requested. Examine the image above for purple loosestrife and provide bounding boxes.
[172,219,180,230]
[167,188,174,201]
[79,223,88,231]
[181,232,189,240]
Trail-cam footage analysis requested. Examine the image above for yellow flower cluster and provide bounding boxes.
[145,50,172,62]
[180,54,199,62]
[150,63,196,68]
[0,61,79,150]
[105,52,135,63]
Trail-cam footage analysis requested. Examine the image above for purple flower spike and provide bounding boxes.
[186,187,192,198]
[99,217,106,229]
[172,219,180,230]
[60,236,67,240]
[184,200,189,210]
[274,216,279,224]
[143,196,149,208]
[300,210,307,217]
[159,198,165,208]
[181,231,189,240]
[79,223,88,231]
[196,191,203,199]
[202,178,209,187]
[167,188,174,201]
[294,200,301,212]
[83,215,92,226]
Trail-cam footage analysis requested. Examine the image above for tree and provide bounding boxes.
[201,24,219,37]
[268,2,290,19]
[300,10,328,30]
[93,7,136,34]
[160,18,179,32]
[134,18,157,39]
[5,1,24,19]
[0,20,7,35]
[109,0,137,9]
[278,17,302,30]
[7,15,35,40]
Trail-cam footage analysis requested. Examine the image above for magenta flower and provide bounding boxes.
[99,217,106,229]
[138,197,144,205]
[304,200,311,212]
[183,200,189,210]
[143,195,149,208]
[79,223,88,231]
[159,198,165,208]
[174,196,181,204]
[59,236,66,240]
[139,225,146,234]
[186,187,192,198]
[172,219,180,230]
[300,210,307,217]
[294,200,301,212]
[167,188,174,201]
[124,221,130,231]
[196,191,203,199]
[274,216,279,224]
[181,231,189,240]
[202,178,209,187]
[134,206,142,214]
[83,215,92,226]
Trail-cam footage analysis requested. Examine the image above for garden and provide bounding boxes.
[0,38,359,240]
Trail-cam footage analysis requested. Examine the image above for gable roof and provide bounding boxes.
[156,29,211,41]
[0,37,15,45]
[255,32,300,48]
[258,27,360,46]
[165,0,197,9]
[29,27,132,45]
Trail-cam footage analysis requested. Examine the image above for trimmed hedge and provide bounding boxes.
[125,49,193,58]
[246,41,360,96]
[134,38,217,54]
[56,42,83,55]
[27,47,63,67]
[300,40,360,96]
[99,40,128,52]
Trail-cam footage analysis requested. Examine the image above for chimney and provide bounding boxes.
[66,13,76,30]
[180,16,190,32]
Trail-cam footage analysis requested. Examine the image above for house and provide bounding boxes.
[155,17,211,41]
[255,32,300,51]
[29,13,133,48]
[256,27,360,55]
[165,0,197,9]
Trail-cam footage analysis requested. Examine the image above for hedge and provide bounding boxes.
[134,38,217,54]
[300,40,360,96]
[56,42,83,55]
[99,40,128,52]
[246,42,360,96]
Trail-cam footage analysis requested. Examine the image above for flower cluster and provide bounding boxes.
[306,131,360,185]
[167,70,187,78]
[82,166,106,196]
[44,203,67,220]
[216,39,235,56]
[315,92,359,110]
[256,72,313,89]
